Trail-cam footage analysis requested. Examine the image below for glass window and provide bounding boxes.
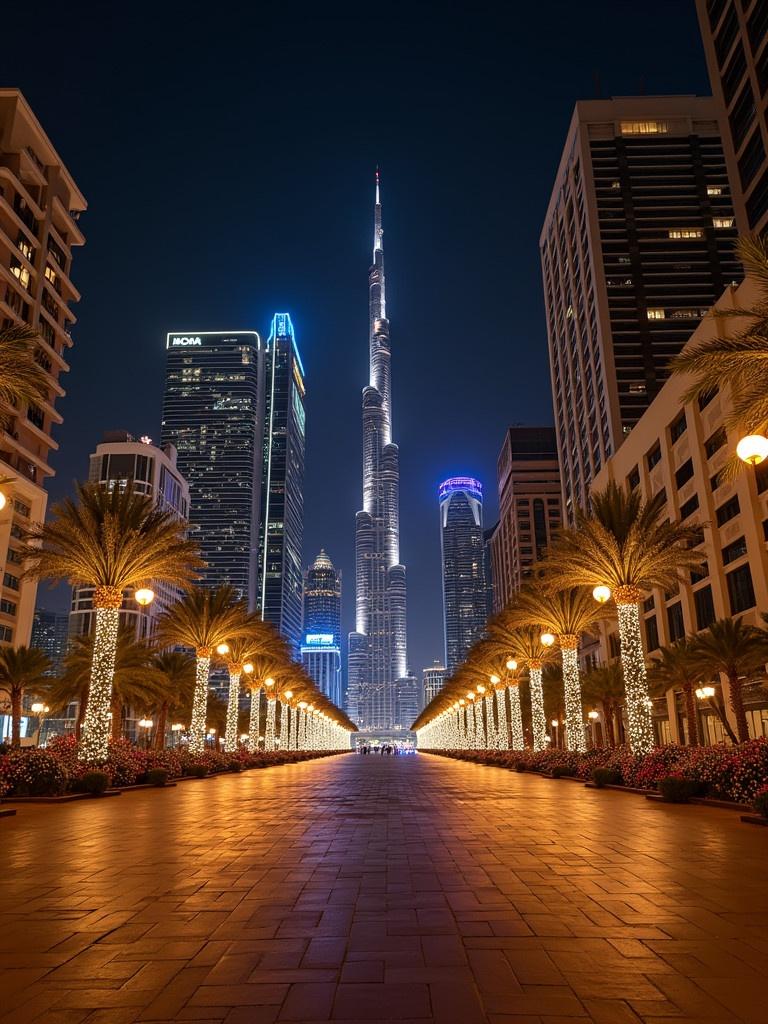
[694,586,716,630]
[670,413,687,442]
[667,602,685,642]
[647,443,662,470]
[675,459,694,488]
[704,427,727,459]
[722,536,747,565]
[628,466,640,491]
[680,494,699,519]
[644,616,659,652]
[716,495,740,525]
[727,563,756,614]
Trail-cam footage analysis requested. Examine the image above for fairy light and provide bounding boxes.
[495,688,508,748]
[188,648,211,754]
[224,666,242,752]
[529,661,547,751]
[79,605,120,762]
[508,684,524,750]
[560,637,587,753]
[248,686,261,751]
[484,691,496,749]
[265,696,276,750]
[616,597,654,755]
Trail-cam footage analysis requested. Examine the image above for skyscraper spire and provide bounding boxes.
[348,172,408,730]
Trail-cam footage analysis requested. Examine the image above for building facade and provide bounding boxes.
[69,432,190,639]
[0,89,86,649]
[30,608,69,675]
[439,476,488,673]
[490,428,562,611]
[349,173,408,730]
[301,550,342,708]
[696,0,768,235]
[395,672,420,730]
[540,96,740,517]
[592,275,768,743]
[161,331,264,607]
[422,660,446,706]
[257,313,306,652]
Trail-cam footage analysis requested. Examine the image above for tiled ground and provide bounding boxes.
[1,753,767,1024]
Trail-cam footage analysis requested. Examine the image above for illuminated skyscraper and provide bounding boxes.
[161,331,264,606]
[439,477,488,673]
[348,173,407,729]
[256,313,306,651]
[301,550,342,708]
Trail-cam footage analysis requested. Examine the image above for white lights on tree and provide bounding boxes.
[529,662,547,751]
[248,687,261,751]
[188,648,212,754]
[224,666,242,752]
[265,698,276,750]
[508,685,524,750]
[560,638,587,753]
[616,597,654,755]
[79,604,120,762]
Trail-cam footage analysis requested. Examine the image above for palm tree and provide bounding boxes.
[216,619,283,752]
[542,664,565,748]
[670,234,768,464]
[24,483,202,761]
[505,586,609,752]
[0,646,51,747]
[689,617,768,743]
[488,618,558,750]
[154,586,250,753]
[58,628,164,740]
[241,644,293,750]
[647,638,704,746]
[149,651,195,748]
[580,664,625,747]
[543,481,702,754]
[0,324,51,410]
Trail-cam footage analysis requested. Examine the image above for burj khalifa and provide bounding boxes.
[348,172,407,730]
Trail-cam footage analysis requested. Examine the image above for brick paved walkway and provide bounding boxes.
[1,753,767,1024]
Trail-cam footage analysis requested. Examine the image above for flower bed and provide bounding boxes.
[429,738,768,805]
[0,736,348,799]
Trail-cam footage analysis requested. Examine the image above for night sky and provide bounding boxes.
[6,1,709,679]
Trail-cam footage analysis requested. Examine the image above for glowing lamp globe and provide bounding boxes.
[592,585,611,604]
[588,710,599,720]
[540,632,555,647]
[134,587,155,606]
[283,690,293,700]
[264,676,275,688]
[506,658,517,671]
[476,683,486,694]
[489,673,500,684]
[31,702,45,714]
[0,489,6,511]
[459,699,465,706]
[736,434,768,466]
[243,662,254,674]
[466,691,475,701]
[216,642,230,656]
[298,701,307,709]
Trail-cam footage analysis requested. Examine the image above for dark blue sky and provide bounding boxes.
[8,1,709,677]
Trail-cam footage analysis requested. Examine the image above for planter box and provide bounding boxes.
[0,808,17,817]
[740,814,768,826]
[585,782,653,795]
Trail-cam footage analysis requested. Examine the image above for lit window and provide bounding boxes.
[44,265,58,285]
[713,217,734,228]
[668,229,704,239]
[628,382,647,394]
[611,181,621,189]
[706,186,722,196]
[647,308,665,320]
[620,121,669,135]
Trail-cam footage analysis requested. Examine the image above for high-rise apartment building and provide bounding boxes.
[540,97,740,516]
[30,608,69,675]
[161,331,264,607]
[489,428,562,611]
[349,173,408,730]
[696,0,768,234]
[257,313,306,651]
[439,476,488,673]
[69,432,190,639]
[301,550,342,708]
[0,89,86,648]
[422,660,446,706]
[395,672,420,730]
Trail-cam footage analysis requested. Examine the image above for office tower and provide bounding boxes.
[540,97,740,516]
[301,550,342,708]
[395,672,420,730]
[696,1,768,234]
[30,608,69,675]
[161,331,264,606]
[349,173,407,729]
[0,89,86,648]
[257,313,306,651]
[483,524,497,618]
[422,660,446,706]
[489,428,562,611]
[69,432,191,638]
[439,476,488,673]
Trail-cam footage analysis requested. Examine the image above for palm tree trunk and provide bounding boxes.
[615,599,654,755]
[80,600,121,762]
[75,688,87,742]
[10,687,21,748]
[224,668,241,752]
[189,649,211,754]
[710,696,738,744]
[683,683,699,746]
[529,663,547,751]
[561,642,586,752]
[728,670,750,743]
[265,698,276,750]
[248,687,261,751]
[155,702,168,749]
[602,699,615,747]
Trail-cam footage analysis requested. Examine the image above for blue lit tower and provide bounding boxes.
[257,313,306,652]
[301,550,342,708]
[348,172,407,729]
[439,477,488,672]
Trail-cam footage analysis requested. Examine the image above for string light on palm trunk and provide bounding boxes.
[188,648,211,754]
[265,698,276,750]
[508,684,524,750]
[224,666,242,752]
[529,661,547,751]
[80,603,120,762]
[248,686,261,751]
[616,592,654,755]
[560,637,587,753]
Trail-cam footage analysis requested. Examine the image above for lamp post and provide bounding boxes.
[736,434,768,466]
[138,718,153,749]
[30,702,50,746]
[171,722,184,747]
[587,709,599,748]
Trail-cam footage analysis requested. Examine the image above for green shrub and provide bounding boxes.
[551,765,576,778]
[146,768,168,787]
[186,764,207,778]
[82,770,110,795]
[592,767,622,788]
[659,775,702,803]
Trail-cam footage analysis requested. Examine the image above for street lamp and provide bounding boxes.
[30,702,50,746]
[243,662,254,674]
[736,434,768,466]
[134,588,155,607]
[138,718,153,748]
[592,585,611,604]
[489,673,500,684]
[506,658,517,671]
[696,685,716,699]
[540,632,555,648]
[215,642,230,656]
